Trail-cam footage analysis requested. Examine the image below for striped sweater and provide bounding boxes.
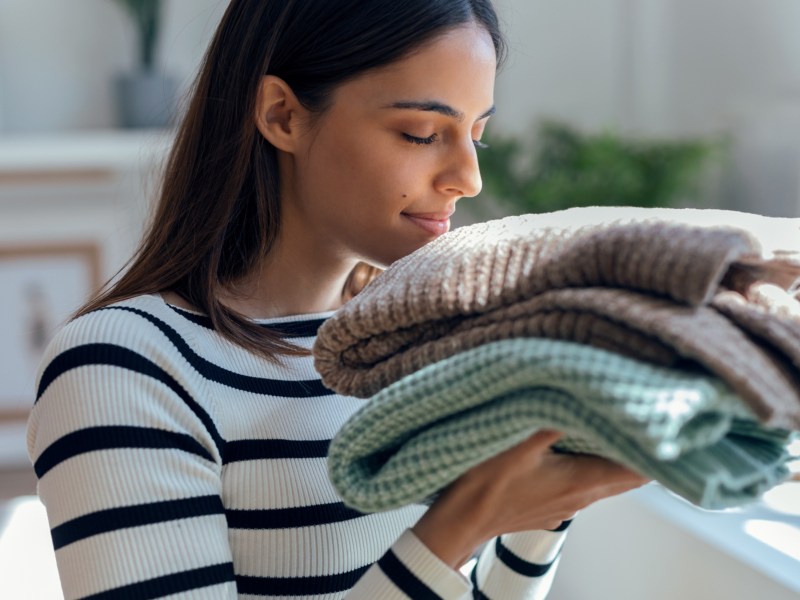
[27,294,568,599]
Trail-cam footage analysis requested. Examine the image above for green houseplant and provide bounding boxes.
[111,0,177,128]
[115,0,161,71]
[479,120,723,215]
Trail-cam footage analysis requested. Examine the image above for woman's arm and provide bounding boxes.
[470,527,569,599]
[28,319,237,599]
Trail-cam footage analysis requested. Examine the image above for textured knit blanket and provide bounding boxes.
[327,338,794,513]
[314,207,800,429]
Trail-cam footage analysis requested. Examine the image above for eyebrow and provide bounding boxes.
[383,101,496,122]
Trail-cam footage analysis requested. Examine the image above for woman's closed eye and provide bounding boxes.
[403,133,439,145]
[402,132,489,149]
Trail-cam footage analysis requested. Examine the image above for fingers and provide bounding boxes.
[490,429,564,467]
[507,432,651,492]
[520,429,565,454]
[587,464,651,503]
[564,453,649,487]
[602,463,650,486]
[444,431,654,538]
[471,429,566,487]
[477,430,651,511]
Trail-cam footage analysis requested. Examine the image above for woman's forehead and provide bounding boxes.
[330,26,497,115]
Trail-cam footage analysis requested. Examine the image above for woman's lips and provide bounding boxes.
[402,212,452,236]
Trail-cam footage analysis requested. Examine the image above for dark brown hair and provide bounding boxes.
[77,0,506,359]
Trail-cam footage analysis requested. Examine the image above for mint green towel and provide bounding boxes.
[328,338,794,512]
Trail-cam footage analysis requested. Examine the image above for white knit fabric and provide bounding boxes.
[27,294,567,599]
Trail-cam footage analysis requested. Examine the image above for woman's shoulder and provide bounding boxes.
[38,294,194,375]
[51,293,183,345]
[29,294,224,472]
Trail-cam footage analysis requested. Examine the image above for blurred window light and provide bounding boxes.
[743,520,800,563]
[0,496,62,599]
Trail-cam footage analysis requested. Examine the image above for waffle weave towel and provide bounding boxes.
[314,207,800,428]
[327,338,794,513]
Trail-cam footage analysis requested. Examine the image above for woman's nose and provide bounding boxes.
[435,139,483,199]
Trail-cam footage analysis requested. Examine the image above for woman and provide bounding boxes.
[28,1,646,598]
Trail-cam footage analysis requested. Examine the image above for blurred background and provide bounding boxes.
[0,0,798,598]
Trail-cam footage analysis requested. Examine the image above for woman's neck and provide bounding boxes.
[226,223,358,318]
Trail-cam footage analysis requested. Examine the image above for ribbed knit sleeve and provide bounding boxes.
[350,530,471,598]
[27,308,237,599]
[471,525,570,599]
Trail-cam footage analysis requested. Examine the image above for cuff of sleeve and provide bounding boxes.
[499,525,569,565]
[383,529,472,599]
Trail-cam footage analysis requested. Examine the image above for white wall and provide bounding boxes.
[3,0,800,141]
[491,0,630,135]
[655,0,800,216]
[664,0,800,136]
[0,0,226,132]
[491,0,800,137]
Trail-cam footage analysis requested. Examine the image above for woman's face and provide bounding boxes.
[282,23,497,268]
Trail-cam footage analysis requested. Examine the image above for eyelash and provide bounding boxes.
[403,133,438,145]
[403,133,489,149]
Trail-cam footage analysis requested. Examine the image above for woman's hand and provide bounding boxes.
[411,430,650,568]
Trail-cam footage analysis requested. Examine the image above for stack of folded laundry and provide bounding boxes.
[313,206,800,512]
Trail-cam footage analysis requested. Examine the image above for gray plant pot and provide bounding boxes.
[115,70,178,129]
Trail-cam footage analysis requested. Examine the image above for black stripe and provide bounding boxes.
[548,519,573,532]
[34,426,213,479]
[264,319,329,338]
[236,565,370,596]
[167,304,328,338]
[81,562,235,599]
[469,565,491,600]
[224,439,330,463]
[494,537,557,578]
[165,305,214,329]
[104,306,333,397]
[378,549,442,600]
[226,501,368,530]
[36,344,225,456]
[36,343,106,401]
[51,495,224,551]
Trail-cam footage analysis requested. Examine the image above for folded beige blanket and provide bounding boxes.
[314,207,800,429]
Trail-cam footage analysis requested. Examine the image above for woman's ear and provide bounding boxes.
[254,75,307,152]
